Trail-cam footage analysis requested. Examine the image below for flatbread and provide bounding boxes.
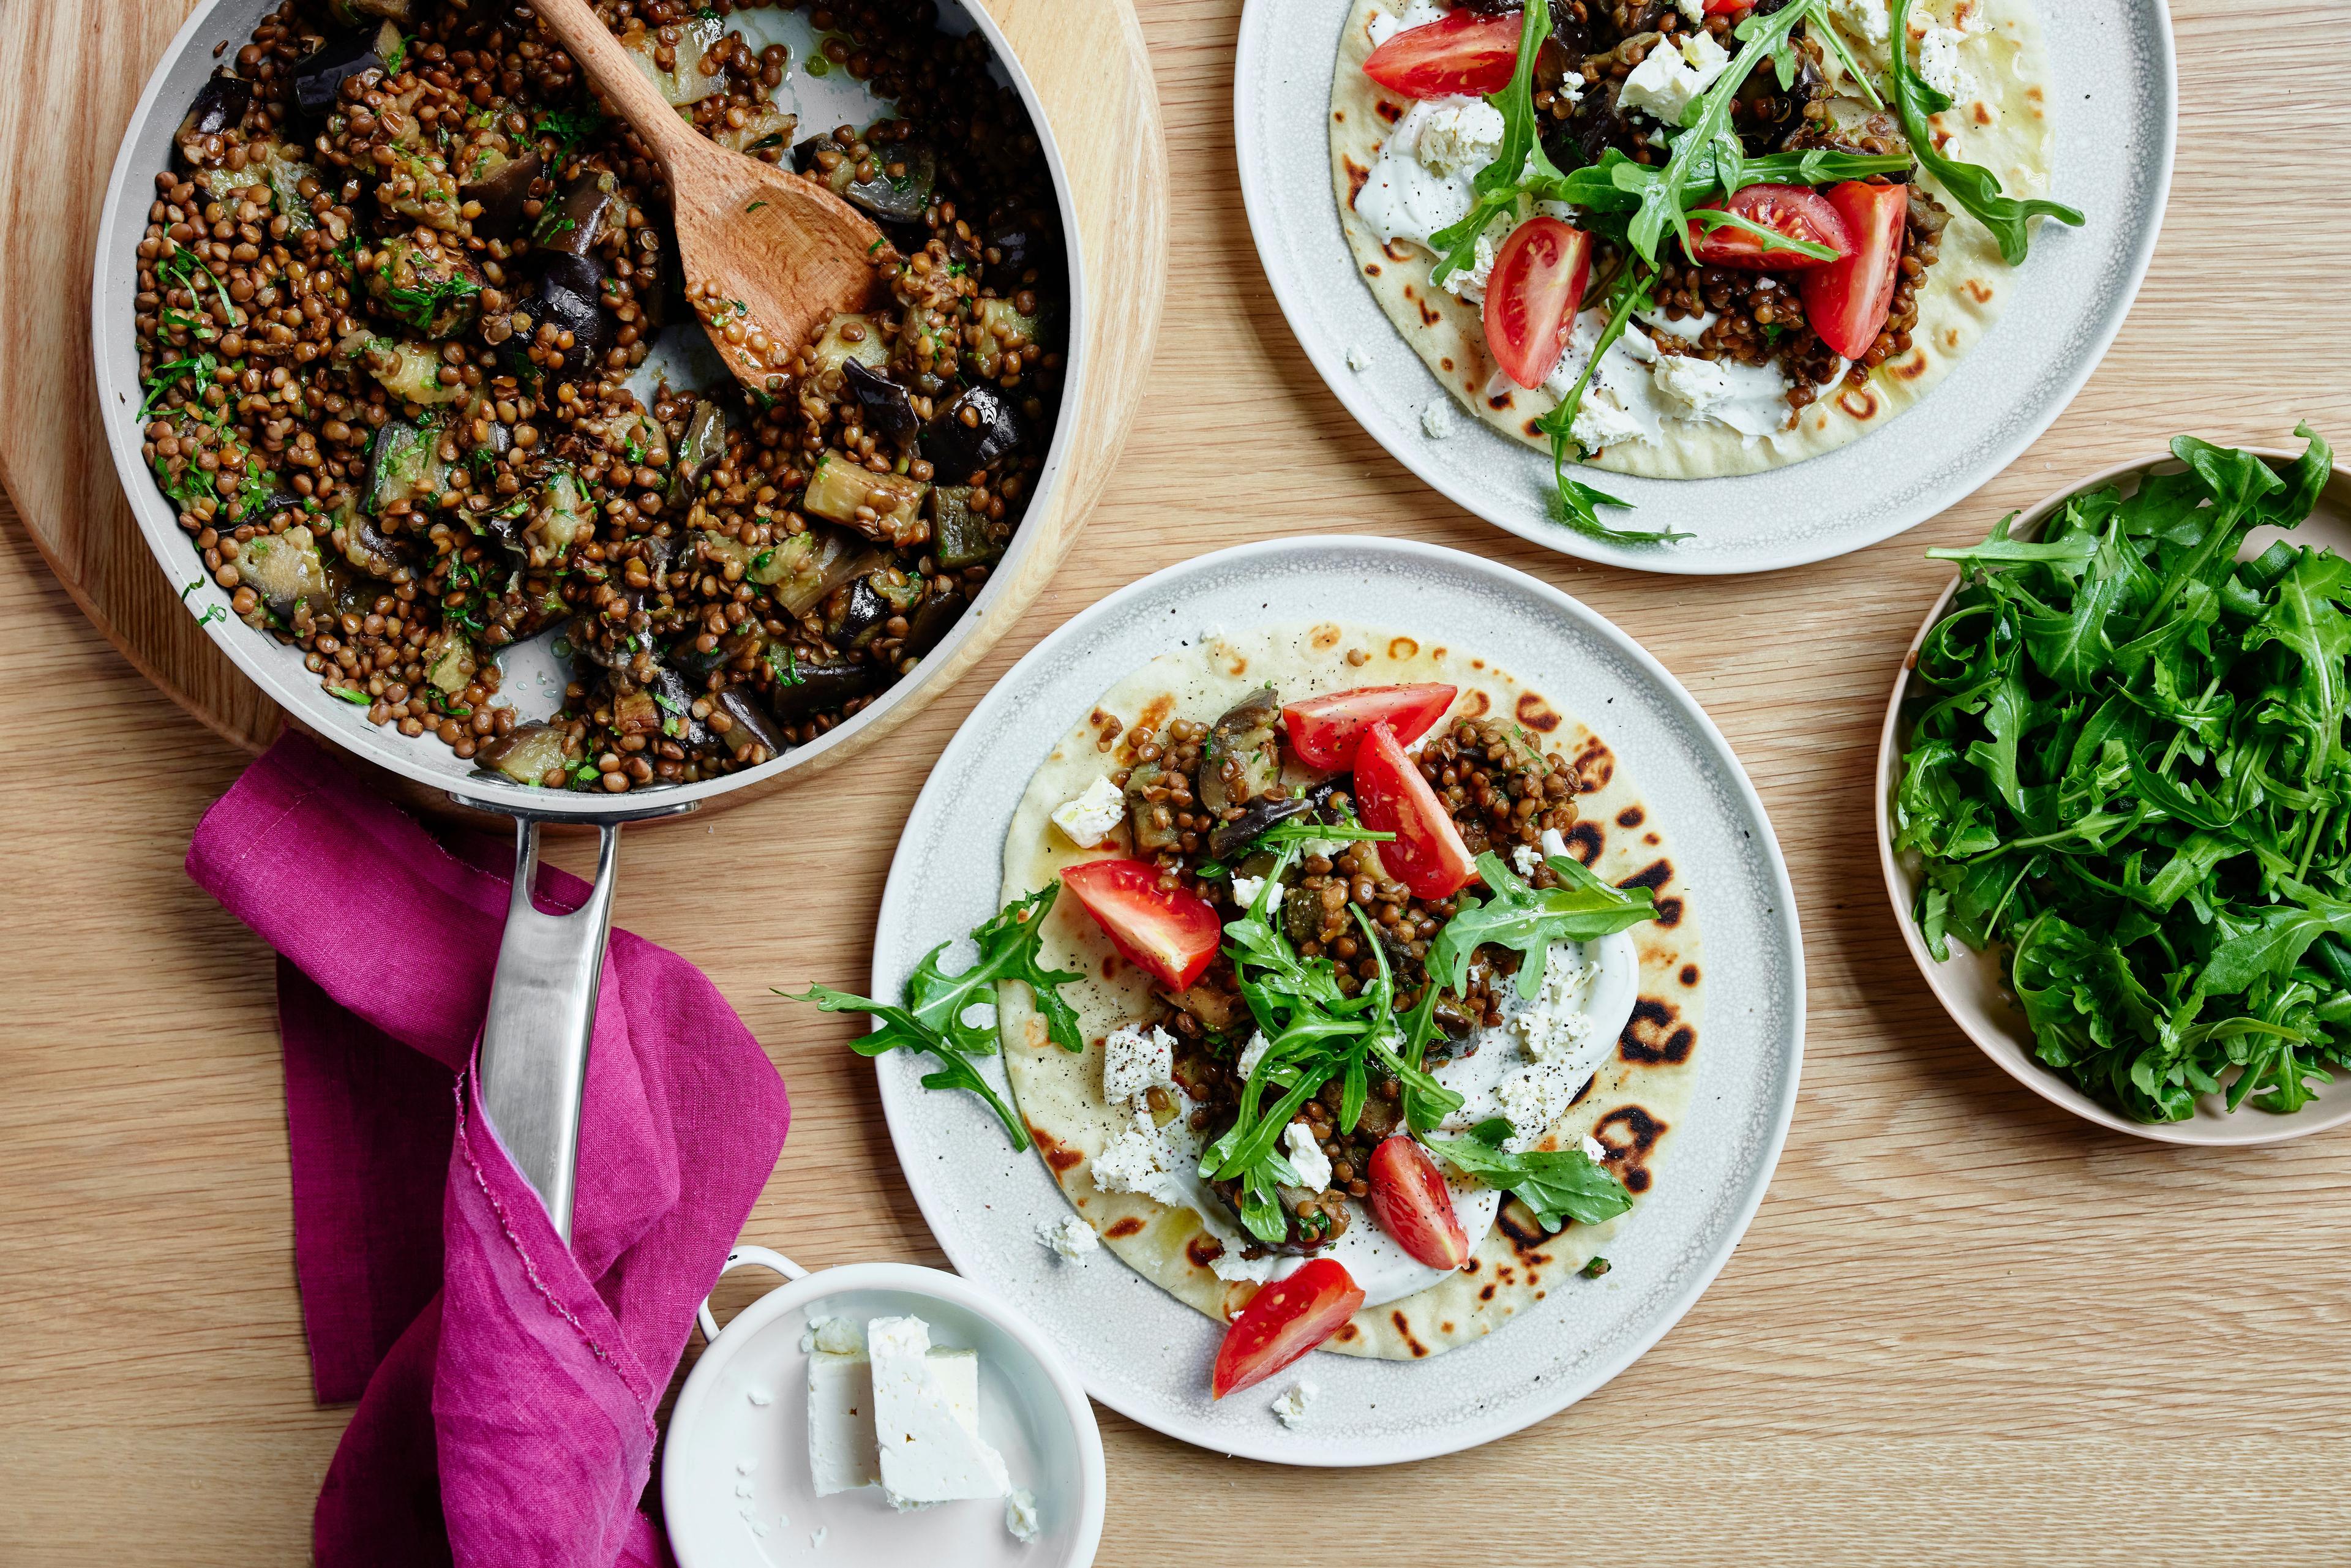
[1329,0,2055,476]
[996,623,1703,1360]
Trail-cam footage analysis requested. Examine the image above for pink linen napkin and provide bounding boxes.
[186,732,790,1568]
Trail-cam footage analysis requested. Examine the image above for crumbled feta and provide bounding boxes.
[1049,776,1125,849]
[1512,844,1542,877]
[1547,310,1667,450]
[746,1386,773,1406]
[1353,97,1481,251]
[1674,0,1706,20]
[1421,401,1455,440]
[1236,1030,1271,1081]
[1101,1021,1176,1108]
[1497,1062,1585,1149]
[1414,99,1506,178]
[1283,1120,1333,1193]
[1514,943,1600,1063]
[1828,0,1892,56]
[1037,1213,1100,1262]
[1651,353,1738,416]
[811,1527,828,1548]
[1581,1133,1608,1165]
[1616,31,1729,128]
[1365,0,1449,50]
[800,1315,861,1356]
[1270,1380,1318,1428]
[1090,1106,1185,1196]
[1231,874,1286,913]
[1916,24,1970,99]
[1346,344,1374,372]
[1437,214,1511,304]
[1005,1488,1041,1543]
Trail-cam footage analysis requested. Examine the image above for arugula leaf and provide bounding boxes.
[1888,0,2082,265]
[776,885,1084,1150]
[1427,0,1565,285]
[1530,265,1692,546]
[1428,850,1659,1001]
[1424,1131,1632,1233]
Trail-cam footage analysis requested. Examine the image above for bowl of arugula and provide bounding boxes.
[1878,426,2351,1142]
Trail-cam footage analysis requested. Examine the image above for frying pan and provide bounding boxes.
[93,0,1089,1239]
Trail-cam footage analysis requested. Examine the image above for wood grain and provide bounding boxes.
[4,1,2351,1564]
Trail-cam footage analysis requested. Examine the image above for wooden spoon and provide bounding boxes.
[531,0,882,393]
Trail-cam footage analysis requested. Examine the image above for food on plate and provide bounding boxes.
[133,0,1065,791]
[804,1312,1033,1535]
[1894,427,2344,1123]
[1329,0,2079,542]
[986,624,1704,1380]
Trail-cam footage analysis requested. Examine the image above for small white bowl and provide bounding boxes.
[1875,448,2351,1145]
[662,1250,1104,1567]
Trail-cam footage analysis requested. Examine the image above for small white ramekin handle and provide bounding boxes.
[695,1245,809,1343]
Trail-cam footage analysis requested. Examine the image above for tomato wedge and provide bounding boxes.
[1360,9,1522,100]
[1210,1257,1366,1398]
[1059,859,1221,991]
[1351,722,1477,900]
[1484,216,1592,391]
[1687,182,1850,270]
[1703,0,1755,13]
[1367,1136,1471,1270]
[1281,684,1457,771]
[1799,180,1910,360]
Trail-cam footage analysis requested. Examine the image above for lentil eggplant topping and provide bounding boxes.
[135,0,1065,792]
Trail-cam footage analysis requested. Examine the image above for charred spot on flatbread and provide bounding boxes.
[1387,636,1419,659]
[1514,692,1561,732]
[1836,386,1880,421]
[1185,1234,1224,1269]
[1106,1217,1144,1239]
[1618,858,1673,895]
[1390,1310,1430,1357]
[1032,1125,1084,1173]
[1383,238,1413,263]
[1594,1105,1666,1192]
[1521,416,1544,437]
[1616,806,1644,828]
[1619,997,1695,1066]
[1561,821,1603,865]
[1679,963,1700,987]
[1572,737,1614,791]
[1364,263,1381,276]
[1461,689,1491,718]
[1376,99,1402,123]
[1345,157,1369,204]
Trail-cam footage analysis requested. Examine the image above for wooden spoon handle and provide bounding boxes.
[530,0,708,179]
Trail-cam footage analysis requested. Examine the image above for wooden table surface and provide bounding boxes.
[6,1,2350,1562]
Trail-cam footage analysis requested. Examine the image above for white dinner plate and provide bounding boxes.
[869,536,1805,1463]
[1232,0,2175,574]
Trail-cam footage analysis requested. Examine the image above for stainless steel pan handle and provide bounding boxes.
[478,817,621,1244]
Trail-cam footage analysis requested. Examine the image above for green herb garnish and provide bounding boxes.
[1425,1117,1632,1234]
[1428,849,1659,1001]
[1888,0,2082,265]
[779,885,1085,1150]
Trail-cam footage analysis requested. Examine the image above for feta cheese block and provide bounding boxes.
[1229,873,1286,912]
[806,1349,884,1496]
[1048,776,1125,849]
[864,1316,1010,1510]
[1283,1120,1333,1193]
[1100,1021,1176,1108]
[1616,32,1729,127]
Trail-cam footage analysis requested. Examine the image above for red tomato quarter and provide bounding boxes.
[1367,1136,1472,1270]
[1703,0,1755,14]
[1484,216,1592,390]
[1687,182,1851,270]
[1059,859,1221,991]
[1360,9,1523,100]
[1210,1257,1367,1398]
[1351,722,1477,901]
[1799,180,1910,360]
[1281,684,1458,770]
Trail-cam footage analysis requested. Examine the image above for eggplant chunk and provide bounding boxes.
[667,399,727,505]
[803,455,929,547]
[533,169,625,257]
[293,23,397,119]
[331,0,416,20]
[422,628,476,694]
[506,253,611,382]
[983,203,1054,279]
[478,722,572,786]
[846,142,936,222]
[1199,686,1284,815]
[712,104,796,157]
[330,493,407,578]
[176,73,253,151]
[841,361,918,446]
[771,529,883,619]
[617,13,727,104]
[899,590,966,659]
[236,529,331,627]
[520,471,593,569]
[459,148,542,241]
[921,385,1021,479]
[712,688,789,760]
[364,236,482,338]
[928,486,1002,569]
[810,312,890,379]
[762,657,883,721]
[360,415,449,512]
[1124,760,1184,855]
[354,336,468,406]
[1207,795,1312,863]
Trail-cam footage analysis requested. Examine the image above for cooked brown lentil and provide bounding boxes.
[135,0,1064,793]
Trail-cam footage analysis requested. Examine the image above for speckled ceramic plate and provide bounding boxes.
[1232,0,2175,575]
[869,536,1804,1464]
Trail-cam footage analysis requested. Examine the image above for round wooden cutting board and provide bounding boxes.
[0,0,1164,760]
